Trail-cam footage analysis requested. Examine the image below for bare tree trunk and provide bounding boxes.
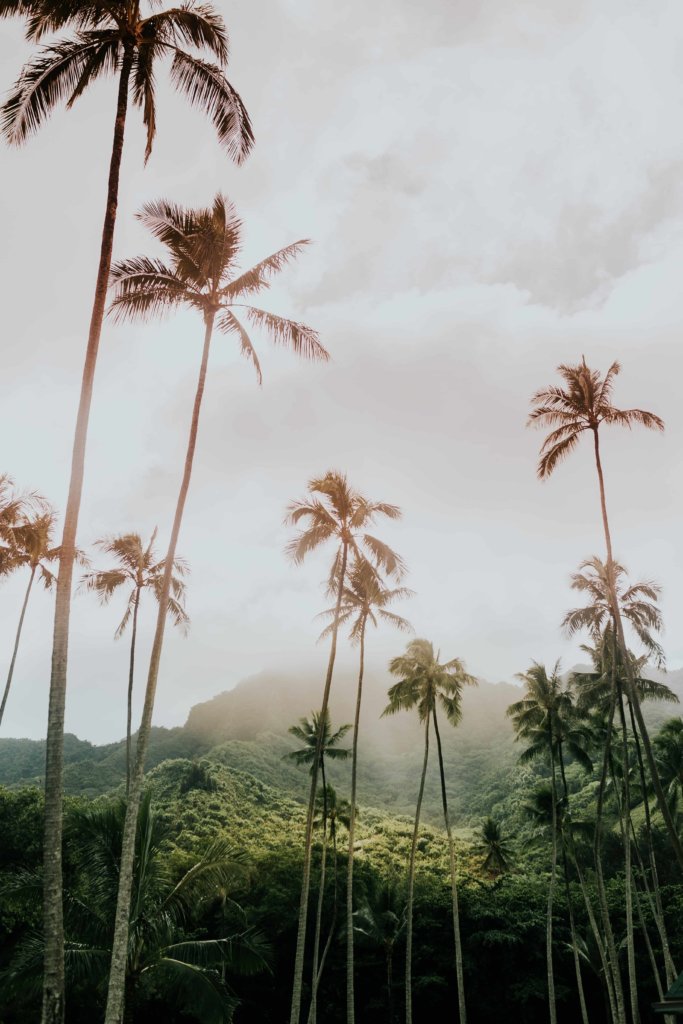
[42,48,133,1024]
[591,428,683,870]
[289,539,349,1024]
[314,822,339,996]
[346,616,367,1024]
[432,704,466,1024]
[0,564,36,726]
[125,590,140,794]
[405,712,430,1024]
[104,310,215,1024]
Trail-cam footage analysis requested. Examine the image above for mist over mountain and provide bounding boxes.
[3,663,680,824]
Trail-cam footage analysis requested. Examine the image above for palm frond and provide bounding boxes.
[220,240,310,299]
[218,310,262,384]
[169,48,253,162]
[239,305,328,362]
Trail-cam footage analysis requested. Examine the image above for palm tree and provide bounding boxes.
[566,560,678,994]
[353,876,406,1024]
[2,792,270,1021]
[310,784,352,1022]
[0,512,77,728]
[104,194,323,1024]
[508,662,593,1024]
[286,712,350,1024]
[2,8,253,1018]
[285,471,404,1024]
[383,638,476,1024]
[80,530,188,791]
[528,359,682,869]
[474,818,514,878]
[0,475,45,574]
[318,557,412,1024]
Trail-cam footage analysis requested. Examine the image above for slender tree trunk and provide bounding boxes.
[290,539,349,1024]
[557,746,616,1024]
[346,616,367,1024]
[632,865,664,1002]
[627,700,677,984]
[561,843,590,1024]
[547,747,558,1024]
[432,705,466,1024]
[104,310,216,1024]
[387,946,394,1024]
[0,565,36,726]
[405,712,430,1024]
[591,428,683,870]
[42,49,133,1024]
[308,761,329,1024]
[616,688,640,1024]
[593,638,627,1024]
[125,590,141,794]
[314,823,339,995]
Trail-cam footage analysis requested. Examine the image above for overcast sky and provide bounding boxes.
[2,0,683,744]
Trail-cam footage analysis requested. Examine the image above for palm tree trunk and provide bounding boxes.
[591,428,683,870]
[125,589,141,794]
[627,700,677,984]
[432,704,466,1024]
[104,309,216,1024]
[615,689,639,1024]
[405,711,430,1024]
[289,540,349,1024]
[560,840,590,1024]
[315,822,339,994]
[346,615,367,1024]
[547,748,558,1024]
[387,946,394,1024]
[42,47,134,1024]
[308,762,329,1024]
[0,564,36,726]
[594,641,627,1024]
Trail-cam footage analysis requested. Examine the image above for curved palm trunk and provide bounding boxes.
[591,428,683,870]
[405,711,430,1024]
[308,761,329,1024]
[0,564,36,727]
[125,590,141,793]
[289,540,349,1024]
[432,705,466,1024]
[104,310,216,1024]
[547,748,558,1024]
[42,48,134,1024]
[346,615,367,1024]
[314,822,339,995]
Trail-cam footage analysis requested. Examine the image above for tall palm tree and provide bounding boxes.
[310,784,352,1022]
[0,513,73,727]
[508,662,593,1024]
[285,471,404,1024]
[567,560,678,993]
[0,476,45,574]
[80,530,189,791]
[383,638,476,1024]
[318,557,412,1024]
[2,8,253,1019]
[104,195,324,1024]
[286,711,350,1024]
[528,359,682,868]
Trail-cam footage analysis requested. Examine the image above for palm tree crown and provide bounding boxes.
[80,530,188,637]
[286,710,351,775]
[2,0,253,162]
[109,194,325,375]
[507,662,592,773]
[528,358,664,480]
[562,555,664,667]
[318,558,413,642]
[383,638,476,725]
[286,472,405,587]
